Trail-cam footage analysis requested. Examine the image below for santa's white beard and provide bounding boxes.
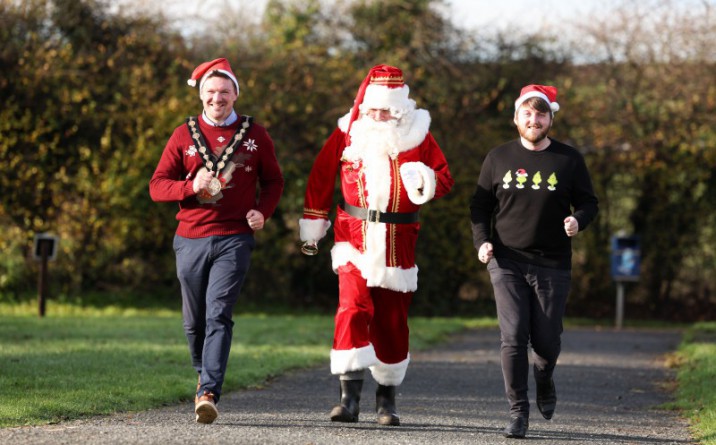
[348,117,401,159]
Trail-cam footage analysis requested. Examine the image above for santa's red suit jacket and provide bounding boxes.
[300,108,454,292]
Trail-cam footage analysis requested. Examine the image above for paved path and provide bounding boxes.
[1,328,693,444]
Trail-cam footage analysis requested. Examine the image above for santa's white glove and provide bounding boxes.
[298,218,331,256]
[401,168,424,191]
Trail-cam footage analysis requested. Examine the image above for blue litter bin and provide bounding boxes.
[610,235,640,282]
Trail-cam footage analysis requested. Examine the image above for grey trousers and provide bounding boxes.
[174,233,255,402]
[487,257,571,418]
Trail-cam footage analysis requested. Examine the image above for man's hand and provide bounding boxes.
[247,209,265,231]
[564,216,579,237]
[192,168,214,194]
[478,242,493,264]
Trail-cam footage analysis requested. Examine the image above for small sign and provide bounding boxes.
[33,233,59,261]
[610,235,640,282]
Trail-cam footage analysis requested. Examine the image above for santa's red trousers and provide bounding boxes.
[333,263,413,365]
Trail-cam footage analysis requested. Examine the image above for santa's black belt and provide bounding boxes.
[341,203,419,224]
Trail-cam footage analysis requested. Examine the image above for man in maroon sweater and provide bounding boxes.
[149,58,284,424]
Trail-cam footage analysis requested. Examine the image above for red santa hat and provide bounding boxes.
[514,84,560,113]
[345,64,413,144]
[187,58,239,95]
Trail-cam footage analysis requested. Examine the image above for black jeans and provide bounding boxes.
[487,257,571,418]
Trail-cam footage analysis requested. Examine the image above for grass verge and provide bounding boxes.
[0,302,492,427]
[668,322,716,445]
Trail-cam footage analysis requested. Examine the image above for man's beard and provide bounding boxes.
[517,122,550,144]
[349,117,401,157]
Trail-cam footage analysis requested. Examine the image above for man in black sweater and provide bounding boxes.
[469,85,598,439]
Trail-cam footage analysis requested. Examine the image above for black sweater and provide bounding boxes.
[469,138,598,269]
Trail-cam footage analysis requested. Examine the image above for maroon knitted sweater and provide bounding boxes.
[149,114,284,238]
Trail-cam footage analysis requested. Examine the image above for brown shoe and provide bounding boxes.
[195,391,218,424]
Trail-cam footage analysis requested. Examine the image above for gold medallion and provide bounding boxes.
[185,115,253,202]
[208,177,222,196]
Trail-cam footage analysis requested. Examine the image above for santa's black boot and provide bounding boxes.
[376,384,400,426]
[330,379,363,422]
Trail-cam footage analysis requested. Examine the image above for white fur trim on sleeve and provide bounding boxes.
[299,218,331,243]
[400,162,436,205]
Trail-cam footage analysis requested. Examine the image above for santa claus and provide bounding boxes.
[299,64,454,425]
